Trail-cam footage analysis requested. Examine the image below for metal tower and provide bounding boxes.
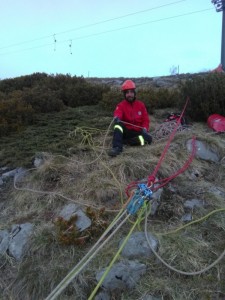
[212,0,225,69]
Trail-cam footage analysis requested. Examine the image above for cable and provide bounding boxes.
[0,0,186,51]
[0,7,213,57]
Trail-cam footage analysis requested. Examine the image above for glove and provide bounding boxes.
[142,128,152,144]
[114,116,121,123]
[142,128,148,134]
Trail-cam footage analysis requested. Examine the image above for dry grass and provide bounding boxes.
[1,109,225,299]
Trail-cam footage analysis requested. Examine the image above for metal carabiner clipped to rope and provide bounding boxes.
[126,183,153,215]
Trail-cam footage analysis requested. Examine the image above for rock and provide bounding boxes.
[151,184,163,215]
[184,199,204,209]
[2,168,18,180]
[186,139,220,163]
[33,157,45,168]
[120,232,158,259]
[2,167,27,182]
[96,260,146,290]
[0,230,10,255]
[59,203,91,231]
[208,186,225,198]
[94,291,110,300]
[181,213,192,222]
[8,223,34,261]
[141,295,163,300]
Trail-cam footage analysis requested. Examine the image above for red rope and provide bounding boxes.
[126,96,195,196]
[147,96,190,185]
[151,136,196,191]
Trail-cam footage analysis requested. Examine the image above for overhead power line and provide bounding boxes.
[0,0,186,51]
[0,7,214,57]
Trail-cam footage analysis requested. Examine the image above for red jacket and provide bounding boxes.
[114,99,150,132]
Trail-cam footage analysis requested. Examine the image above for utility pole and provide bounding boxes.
[211,0,225,69]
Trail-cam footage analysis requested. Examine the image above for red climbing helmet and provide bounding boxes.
[121,80,136,91]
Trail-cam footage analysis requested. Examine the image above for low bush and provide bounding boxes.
[100,86,180,114]
[179,73,225,121]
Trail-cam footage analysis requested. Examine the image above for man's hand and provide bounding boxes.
[114,117,121,123]
[142,128,152,144]
[142,128,148,134]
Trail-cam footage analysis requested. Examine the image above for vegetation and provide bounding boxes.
[179,72,225,121]
[1,72,225,299]
[54,207,109,246]
[1,72,225,138]
[0,104,111,167]
[0,73,109,136]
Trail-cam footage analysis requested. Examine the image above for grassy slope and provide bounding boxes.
[1,105,225,300]
[0,105,111,167]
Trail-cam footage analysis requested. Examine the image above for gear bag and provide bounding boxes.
[164,112,187,125]
[207,114,225,132]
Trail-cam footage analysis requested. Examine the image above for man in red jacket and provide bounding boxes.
[108,79,152,157]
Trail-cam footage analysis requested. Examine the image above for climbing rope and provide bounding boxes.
[88,204,148,300]
[144,208,225,276]
[45,184,154,299]
[45,209,129,300]
[15,95,225,299]
[45,96,199,299]
[151,120,191,141]
[13,118,125,213]
[45,204,151,299]
[13,168,120,213]
[126,97,196,195]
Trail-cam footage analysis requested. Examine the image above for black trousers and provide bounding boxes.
[112,123,152,150]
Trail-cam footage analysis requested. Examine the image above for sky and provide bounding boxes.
[0,0,223,79]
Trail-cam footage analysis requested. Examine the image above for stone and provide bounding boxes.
[96,260,146,290]
[120,232,158,259]
[0,230,10,255]
[8,223,34,261]
[59,203,91,231]
[186,139,220,163]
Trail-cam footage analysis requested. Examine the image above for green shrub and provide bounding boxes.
[100,88,122,112]
[0,98,34,136]
[22,87,65,113]
[179,73,225,121]
[65,83,107,107]
[100,86,180,114]
[0,72,48,93]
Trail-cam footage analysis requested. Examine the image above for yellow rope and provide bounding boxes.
[144,208,225,276]
[88,205,146,300]
[45,210,129,300]
[157,208,225,236]
[99,159,124,205]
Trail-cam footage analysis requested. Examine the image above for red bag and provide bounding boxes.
[207,114,225,132]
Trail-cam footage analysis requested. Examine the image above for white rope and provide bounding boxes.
[45,211,130,300]
[144,210,225,275]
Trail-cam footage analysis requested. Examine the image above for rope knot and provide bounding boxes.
[147,175,155,187]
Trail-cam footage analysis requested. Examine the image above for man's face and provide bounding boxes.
[125,89,135,102]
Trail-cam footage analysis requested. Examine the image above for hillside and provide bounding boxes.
[1,101,225,300]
